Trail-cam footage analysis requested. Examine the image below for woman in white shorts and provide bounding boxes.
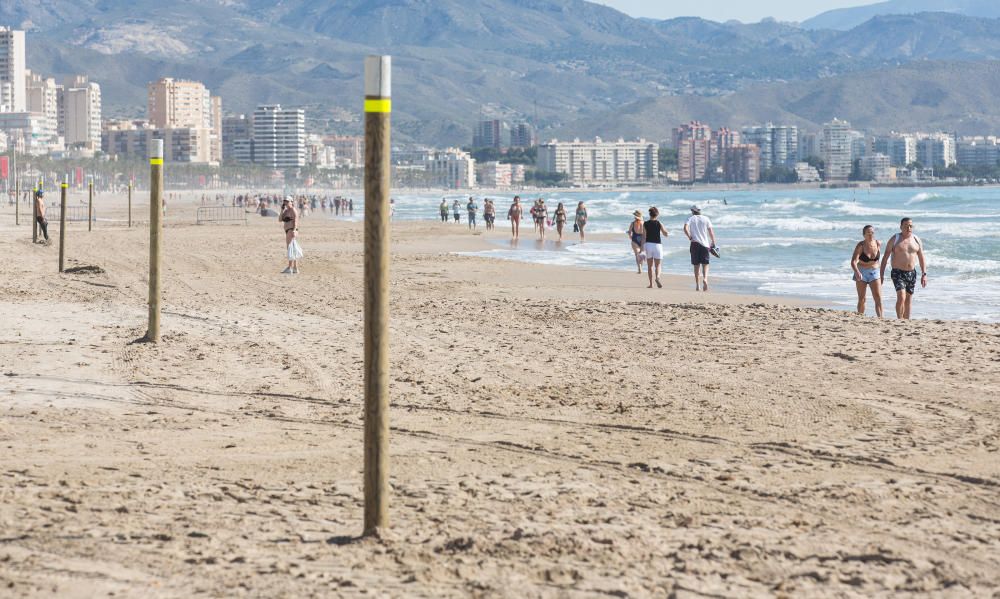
[642,206,669,288]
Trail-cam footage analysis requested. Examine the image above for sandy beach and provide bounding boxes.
[1,192,998,597]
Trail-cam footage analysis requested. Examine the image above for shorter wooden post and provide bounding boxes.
[128,182,132,228]
[32,186,38,243]
[88,180,93,232]
[58,178,67,273]
[145,140,164,343]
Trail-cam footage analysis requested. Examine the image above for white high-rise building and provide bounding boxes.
[25,70,60,142]
[252,105,305,169]
[821,119,852,182]
[421,148,476,188]
[0,27,26,112]
[60,75,102,149]
[537,138,658,183]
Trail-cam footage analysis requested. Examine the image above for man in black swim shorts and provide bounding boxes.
[880,217,927,319]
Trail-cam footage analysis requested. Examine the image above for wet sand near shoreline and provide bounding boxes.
[1,194,998,597]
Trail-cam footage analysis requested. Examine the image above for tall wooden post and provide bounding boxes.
[363,55,392,537]
[11,149,17,226]
[88,180,93,231]
[58,178,67,273]
[145,140,164,343]
[128,182,132,228]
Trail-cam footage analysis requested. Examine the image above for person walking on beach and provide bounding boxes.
[880,217,927,320]
[467,197,478,230]
[683,205,716,292]
[508,196,522,239]
[452,199,462,223]
[536,199,548,241]
[642,206,668,288]
[439,199,449,223]
[33,190,50,244]
[348,198,354,216]
[484,199,495,231]
[627,210,644,273]
[575,201,588,241]
[851,225,883,318]
[279,197,301,274]
[553,202,567,241]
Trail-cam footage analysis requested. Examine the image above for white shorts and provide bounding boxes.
[644,242,663,260]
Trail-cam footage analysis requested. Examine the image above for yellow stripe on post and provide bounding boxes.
[364,99,391,113]
[150,158,163,165]
[61,183,68,188]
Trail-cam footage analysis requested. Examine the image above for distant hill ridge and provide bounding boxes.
[4,0,1000,144]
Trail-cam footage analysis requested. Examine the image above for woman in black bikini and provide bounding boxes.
[279,197,300,274]
[850,224,883,317]
[627,210,644,273]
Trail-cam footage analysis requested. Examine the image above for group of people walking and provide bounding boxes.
[502,196,588,241]
[628,205,718,291]
[851,217,928,319]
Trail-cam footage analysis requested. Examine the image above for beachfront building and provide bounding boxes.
[102,120,214,164]
[252,104,306,169]
[916,134,956,169]
[419,148,476,188]
[673,121,712,183]
[798,131,819,161]
[722,144,761,184]
[327,135,364,167]
[476,161,525,188]
[306,134,336,169]
[25,70,59,145]
[859,153,893,182]
[536,138,658,184]
[473,119,505,149]
[741,123,798,171]
[222,114,252,163]
[709,127,741,179]
[821,119,852,183]
[147,77,221,162]
[873,134,917,167]
[59,75,102,150]
[794,162,822,183]
[509,123,536,149]
[0,111,61,154]
[956,137,1000,168]
[0,27,26,112]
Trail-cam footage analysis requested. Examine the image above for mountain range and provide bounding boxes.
[802,0,1000,30]
[5,0,1000,146]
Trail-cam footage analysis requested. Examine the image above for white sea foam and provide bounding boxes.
[905,192,943,205]
[715,214,853,231]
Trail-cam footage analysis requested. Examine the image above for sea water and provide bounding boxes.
[374,188,1000,322]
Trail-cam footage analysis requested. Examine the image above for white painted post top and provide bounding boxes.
[151,139,164,160]
[365,56,391,98]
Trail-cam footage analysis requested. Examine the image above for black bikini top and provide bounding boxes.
[859,241,880,263]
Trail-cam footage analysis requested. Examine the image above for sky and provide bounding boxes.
[592,0,874,23]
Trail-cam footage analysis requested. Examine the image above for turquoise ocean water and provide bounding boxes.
[375,188,1000,322]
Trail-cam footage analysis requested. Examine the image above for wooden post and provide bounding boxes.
[363,55,392,537]
[128,182,132,228]
[58,178,67,273]
[145,140,164,343]
[88,180,93,231]
[11,149,17,226]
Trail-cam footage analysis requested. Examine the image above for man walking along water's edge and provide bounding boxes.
[880,217,927,320]
[34,190,50,244]
[684,205,716,291]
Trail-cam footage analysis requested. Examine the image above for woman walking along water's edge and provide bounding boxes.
[627,210,644,273]
[851,225,883,317]
[641,206,668,288]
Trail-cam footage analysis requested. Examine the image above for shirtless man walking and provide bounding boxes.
[34,190,50,244]
[880,217,927,320]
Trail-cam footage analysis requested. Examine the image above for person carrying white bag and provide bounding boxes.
[279,196,303,274]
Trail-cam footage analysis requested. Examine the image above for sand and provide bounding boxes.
[1,192,999,597]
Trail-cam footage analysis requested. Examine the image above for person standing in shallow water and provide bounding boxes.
[880,217,928,320]
[575,201,588,241]
[851,225,883,318]
[439,199,448,223]
[642,206,668,289]
[553,202,567,241]
[508,196,522,239]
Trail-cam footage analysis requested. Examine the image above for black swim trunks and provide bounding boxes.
[891,268,917,294]
[690,241,710,265]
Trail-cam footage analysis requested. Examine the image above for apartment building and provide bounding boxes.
[722,144,761,184]
[60,75,102,149]
[252,104,305,169]
[537,138,658,184]
[821,119,852,182]
[0,27,26,112]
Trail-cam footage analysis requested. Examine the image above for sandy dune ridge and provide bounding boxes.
[0,194,998,597]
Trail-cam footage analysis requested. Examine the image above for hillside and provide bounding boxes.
[5,0,1000,144]
[803,0,1000,30]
